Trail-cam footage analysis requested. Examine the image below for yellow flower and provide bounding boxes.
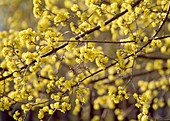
[71,4,79,12]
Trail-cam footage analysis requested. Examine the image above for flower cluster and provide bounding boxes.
[33,0,43,18]
[133,93,150,121]
[19,28,36,44]
[109,86,129,104]
[0,97,13,111]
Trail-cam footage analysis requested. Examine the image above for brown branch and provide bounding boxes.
[57,40,135,44]
[155,35,170,40]
[122,67,167,81]
[40,43,68,58]
[90,66,168,85]
[137,54,170,61]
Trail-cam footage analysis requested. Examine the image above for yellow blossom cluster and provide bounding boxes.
[0,0,169,121]
[133,93,150,120]
[109,86,129,104]
[0,97,13,111]
[33,0,43,18]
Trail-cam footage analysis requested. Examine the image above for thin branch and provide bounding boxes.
[137,54,170,60]
[40,43,68,58]
[122,67,167,80]
[91,66,168,85]
[154,35,170,40]
[57,40,135,44]
[124,58,136,90]
[100,109,108,121]
[124,105,135,118]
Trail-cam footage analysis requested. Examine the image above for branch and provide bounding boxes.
[57,40,135,44]
[137,54,170,60]
[90,66,168,85]
[154,35,170,40]
[121,67,167,82]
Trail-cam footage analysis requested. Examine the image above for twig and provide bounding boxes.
[91,66,168,85]
[137,54,170,60]
[154,35,170,40]
[57,40,135,44]
[124,58,136,90]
